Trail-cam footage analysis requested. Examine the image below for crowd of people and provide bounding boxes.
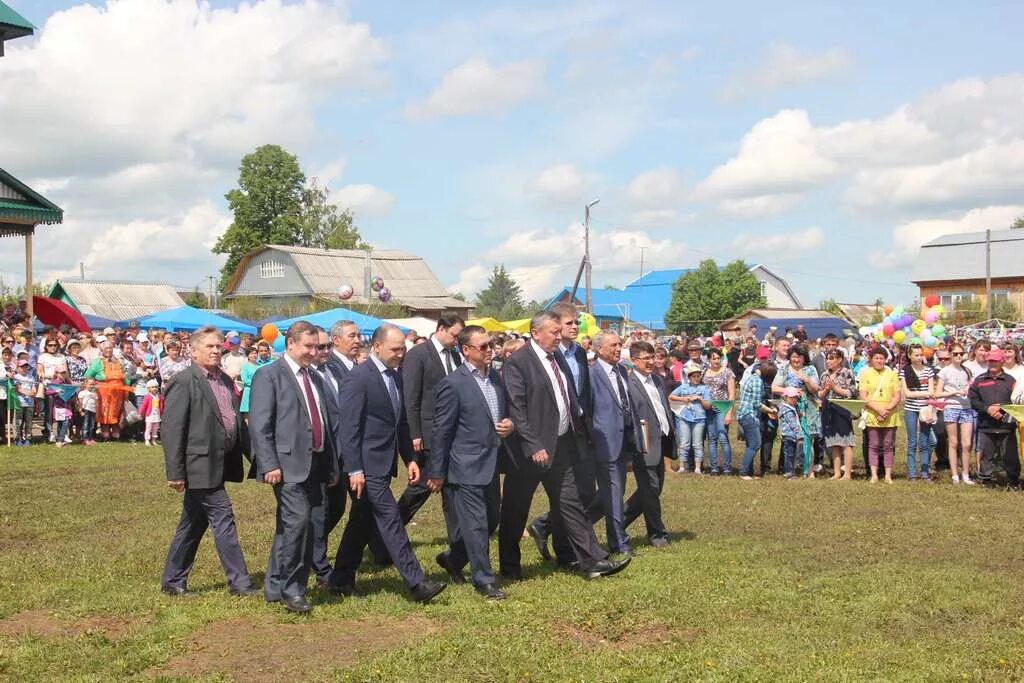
[4,305,1021,613]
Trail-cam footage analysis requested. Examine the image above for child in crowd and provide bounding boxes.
[78,379,98,446]
[13,359,36,446]
[52,394,73,448]
[670,362,712,475]
[779,386,804,479]
[139,379,163,446]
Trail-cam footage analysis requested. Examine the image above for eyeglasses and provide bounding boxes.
[937,356,951,361]
[634,355,654,362]
[45,343,58,348]
[951,351,964,356]
[2,339,13,344]
[565,319,580,327]
[465,343,491,353]
[315,344,330,351]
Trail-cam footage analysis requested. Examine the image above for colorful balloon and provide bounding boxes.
[911,319,926,334]
[924,295,940,308]
[933,304,945,316]
[883,305,894,316]
[338,283,354,301]
[260,323,279,343]
[882,322,895,337]
[371,276,385,292]
[894,305,905,316]
[932,324,946,337]
[893,330,906,344]
[377,287,392,303]
[924,310,939,324]
[923,346,935,359]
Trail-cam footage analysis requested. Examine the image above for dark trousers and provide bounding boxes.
[311,478,347,581]
[330,475,426,589]
[82,411,96,441]
[42,393,54,438]
[162,486,251,592]
[265,473,324,602]
[760,419,777,473]
[499,433,608,574]
[978,430,1021,486]
[397,449,435,524]
[594,455,629,553]
[624,445,668,543]
[533,454,602,563]
[445,479,500,586]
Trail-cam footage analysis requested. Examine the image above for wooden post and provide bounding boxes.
[25,227,33,318]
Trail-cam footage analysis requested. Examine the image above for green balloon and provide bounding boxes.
[932,324,946,337]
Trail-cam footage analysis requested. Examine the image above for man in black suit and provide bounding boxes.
[327,324,446,603]
[250,320,340,613]
[624,341,674,547]
[427,325,513,600]
[161,325,257,597]
[528,302,600,565]
[499,311,630,581]
[399,312,464,524]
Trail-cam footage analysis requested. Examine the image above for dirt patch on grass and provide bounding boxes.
[0,609,142,640]
[559,620,698,650]
[152,614,440,681]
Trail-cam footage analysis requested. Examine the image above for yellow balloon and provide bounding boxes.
[932,304,944,316]
[911,319,926,333]
[893,330,906,344]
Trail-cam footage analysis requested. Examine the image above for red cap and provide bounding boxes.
[755,347,771,360]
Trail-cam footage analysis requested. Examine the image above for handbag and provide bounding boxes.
[122,399,141,425]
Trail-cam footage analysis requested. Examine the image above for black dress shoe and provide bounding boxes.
[325,582,357,597]
[474,583,507,600]
[229,586,260,597]
[499,570,524,583]
[584,555,632,580]
[410,580,447,604]
[556,558,580,570]
[161,585,196,597]
[650,537,670,548]
[435,552,466,584]
[527,522,552,561]
[282,595,312,613]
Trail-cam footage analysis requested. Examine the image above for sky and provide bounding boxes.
[2,0,1023,308]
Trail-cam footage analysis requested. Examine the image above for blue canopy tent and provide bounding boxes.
[269,307,405,352]
[747,317,856,340]
[83,313,117,330]
[123,305,257,334]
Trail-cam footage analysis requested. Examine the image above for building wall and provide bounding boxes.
[752,267,800,309]
[917,278,1024,314]
[229,251,309,297]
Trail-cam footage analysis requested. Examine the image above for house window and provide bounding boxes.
[759,281,767,297]
[992,290,1010,304]
[260,260,285,279]
[939,292,976,310]
[939,294,953,310]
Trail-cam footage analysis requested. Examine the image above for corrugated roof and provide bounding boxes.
[51,279,185,321]
[913,229,1024,283]
[0,1,35,34]
[0,167,63,227]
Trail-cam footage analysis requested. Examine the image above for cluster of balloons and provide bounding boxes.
[858,296,947,356]
[338,284,354,301]
[337,276,392,303]
[260,323,279,343]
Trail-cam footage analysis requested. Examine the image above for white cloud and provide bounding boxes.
[718,194,802,218]
[529,164,588,207]
[730,226,825,262]
[870,205,1024,269]
[405,57,545,120]
[627,166,685,208]
[310,160,348,188]
[330,185,396,218]
[722,43,851,101]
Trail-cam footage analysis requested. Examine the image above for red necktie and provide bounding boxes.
[300,368,323,451]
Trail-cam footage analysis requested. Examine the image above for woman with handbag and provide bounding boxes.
[83,341,132,441]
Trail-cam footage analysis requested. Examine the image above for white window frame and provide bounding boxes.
[260,260,285,279]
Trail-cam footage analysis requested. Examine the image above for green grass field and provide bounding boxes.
[1,442,1023,681]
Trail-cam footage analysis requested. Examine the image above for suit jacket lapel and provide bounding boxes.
[374,364,398,421]
[528,345,558,406]
[193,364,222,417]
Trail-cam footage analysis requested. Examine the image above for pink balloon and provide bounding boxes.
[924,310,938,323]
[882,322,895,337]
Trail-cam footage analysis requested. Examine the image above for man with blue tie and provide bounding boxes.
[427,325,513,600]
[327,324,446,603]
[587,331,633,555]
[250,321,340,613]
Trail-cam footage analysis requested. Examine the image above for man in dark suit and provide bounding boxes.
[399,312,464,524]
[499,311,629,581]
[624,340,674,547]
[527,302,601,565]
[250,320,340,613]
[327,324,446,603]
[427,325,513,600]
[161,325,257,597]
[587,330,633,555]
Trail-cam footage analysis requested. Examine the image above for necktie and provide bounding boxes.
[300,368,323,451]
[547,353,574,431]
[614,366,632,422]
[385,368,401,419]
[443,348,454,375]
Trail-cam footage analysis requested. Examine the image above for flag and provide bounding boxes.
[1001,405,1024,422]
[829,399,867,415]
[711,400,734,413]
[47,383,80,403]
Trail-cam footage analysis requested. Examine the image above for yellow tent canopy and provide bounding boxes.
[466,317,510,332]
[497,312,599,336]
[500,318,532,333]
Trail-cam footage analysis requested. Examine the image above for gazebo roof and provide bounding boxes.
[0,2,34,53]
[0,167,63,237]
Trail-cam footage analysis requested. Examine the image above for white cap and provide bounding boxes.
[95,335,108,343]
[145,379,159,388]
[137,332,149,342]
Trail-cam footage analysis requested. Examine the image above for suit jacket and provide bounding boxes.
[313,363,343,456]
[162,363,249,489]
[429,363,508,485]
[559,342,592,417]
[323,352,354,388]
[402,339,460,454]
[338,357,414,479]
[249,358,340,484]
[588,360,632,463]
[627,370,676,467]
[503,342,584,470]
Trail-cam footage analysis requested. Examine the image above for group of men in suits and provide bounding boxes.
[159,306,674,613]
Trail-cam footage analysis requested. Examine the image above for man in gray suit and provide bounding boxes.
[428,325,513,600]
[250,320,340,613]
[161,325,257,597]
[311,327,346,585]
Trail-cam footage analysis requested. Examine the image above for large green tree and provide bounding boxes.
[297,179,367,251]
[214,145,306,287]
[473,265,527,320]
[663,259,767,335]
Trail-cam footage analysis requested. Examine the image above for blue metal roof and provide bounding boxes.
[547,286,670,330]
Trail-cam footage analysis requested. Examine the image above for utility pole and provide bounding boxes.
[79,261,85,281]
[207,275,217,310]
[584,198,600,314]
[985,228,992,321]
[639,246,648,282]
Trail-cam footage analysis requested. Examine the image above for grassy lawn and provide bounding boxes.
[1,442,1024,681]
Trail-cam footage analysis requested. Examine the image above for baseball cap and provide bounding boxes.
[103,327,115,335]
[95,335,108,343]
[146,379,159,388]
[137,332,149,342]
[16,359,28,366]
[986,348,1005,362]
[683,361,703,376]
[228,336,241,346]
[755,346,771,360]
[782,387,802,398]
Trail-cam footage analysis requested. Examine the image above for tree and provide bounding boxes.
[473,265,527,320]
[297,179,366,251]
[1011,216,1024,230]
[663,259,767,335]
[818,298,844,317]
[183,289,208,308]
[213,145,306,288]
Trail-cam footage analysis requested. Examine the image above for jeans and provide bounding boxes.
[55,419,69,443]
[707,410,734,472]
[738,414,762,476]
[904,410,936,478]
[760,417,777,473]
[781,437,800,476]
[15,407,32,442]
[82,411,96,441]
[677,419,705,465]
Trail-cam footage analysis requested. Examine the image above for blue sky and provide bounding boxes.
[2,0,1023,308]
